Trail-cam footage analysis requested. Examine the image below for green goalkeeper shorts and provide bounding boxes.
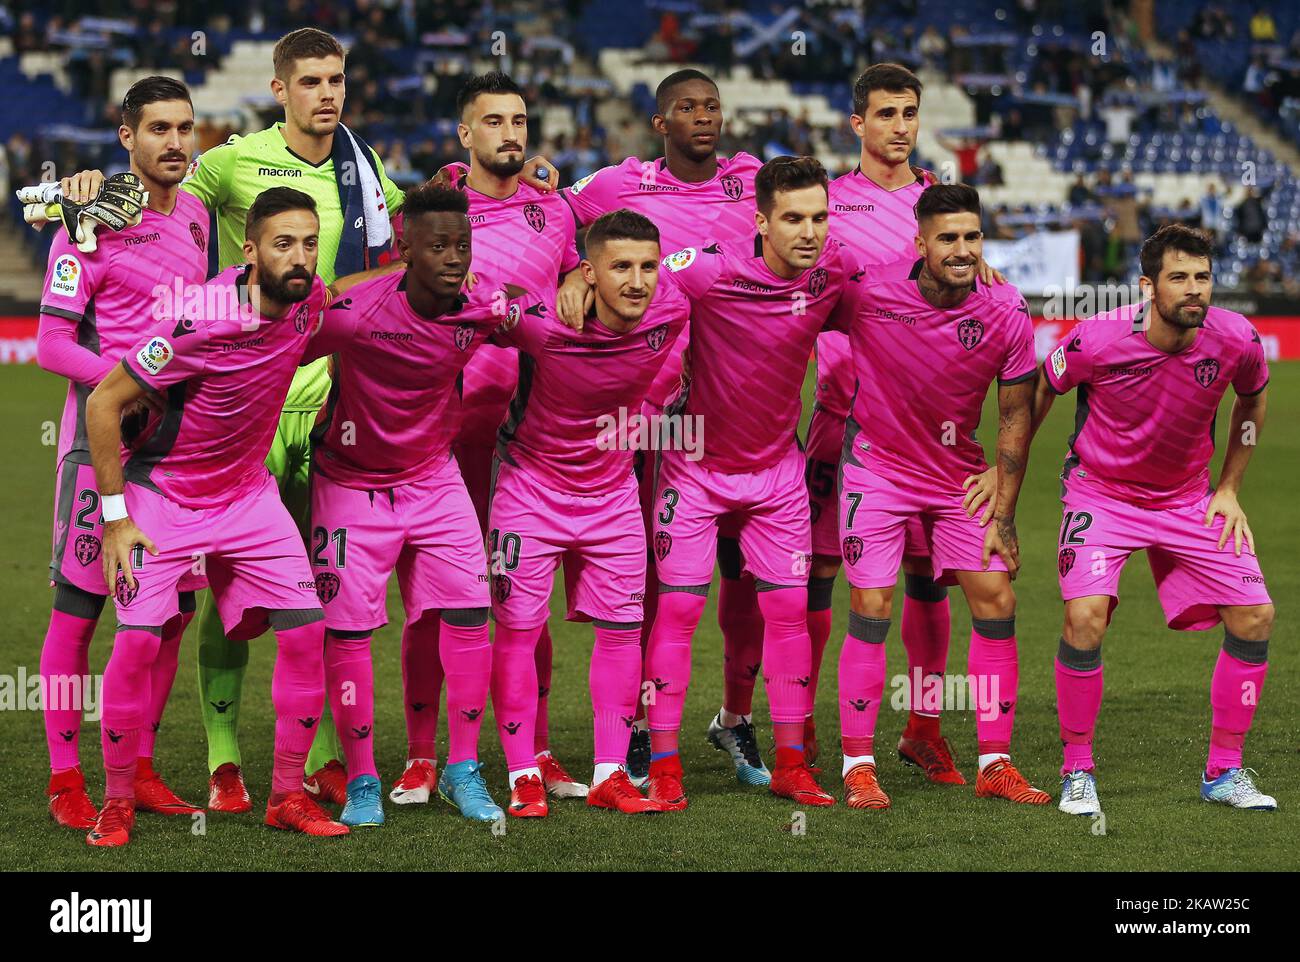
[265,407,317,540]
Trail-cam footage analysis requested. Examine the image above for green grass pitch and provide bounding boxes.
[0,360,1296,871]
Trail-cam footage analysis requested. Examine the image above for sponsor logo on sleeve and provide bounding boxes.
[1051,345,1067,379]
[568,172,597,195]
[498,302,522,333]
[136,336,173,375]
[50,255,81,298]
[663,247,696,272]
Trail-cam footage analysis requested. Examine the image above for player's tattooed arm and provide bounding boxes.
[1207,388,1268,555]
[1029,368,1057,437]
[986,379,1034,577]
[86,363,159,590]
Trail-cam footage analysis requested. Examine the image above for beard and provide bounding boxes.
[1157,295,1208,329]
[476,146,524,178]
[261,267,314,306]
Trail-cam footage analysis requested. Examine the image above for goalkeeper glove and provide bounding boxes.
[16,172,149,253]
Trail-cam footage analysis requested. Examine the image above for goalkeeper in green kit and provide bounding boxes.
[58,28,406,811]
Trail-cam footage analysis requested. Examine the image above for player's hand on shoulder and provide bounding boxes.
[962,467,998,525]
[1205,488,1255,556]
[978,258,1008,286]
[521,157,557,192]
[557,270,592,331]
[101,517,158,592]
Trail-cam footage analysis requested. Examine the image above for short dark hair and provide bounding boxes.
[246,186,318,239]
[456,71,525,120]
[401,182,470,221]
[655,68,718,114]
[122,76,193,131]
[852,63,923,117]
[273,27,345,81]
[585,209,660,256]
[1140,223,1214,280]
[914,183,981,225]
[755,155,828,215]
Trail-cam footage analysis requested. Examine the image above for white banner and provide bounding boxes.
[983,230,1080,296]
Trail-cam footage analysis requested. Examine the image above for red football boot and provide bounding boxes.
[265,790,350,836]
[208,762,253,813]
[770,747,835,806]
[588,770,668,814]
[135,759,202,815]
[804,716,822,773]
[48,767,98,830]
[646,755,688,811]
[389,759,438,805]
[975,758,1051,805]
[86,798,135,847]
[537,752,588,798]
[508,773,548,818]
[898,735,966,785]
[303,759,348,805]
[843,763,891,810]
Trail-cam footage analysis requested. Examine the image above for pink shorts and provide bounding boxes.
[309,456,490,632]
[805,406,930,562]
[452,440,495,537]
[838,460,1004,589]
[52,458,207,598]
[116,473,315,637]
[653,442,811,588]
[1058,480,1271,631]
[488,460,645,629]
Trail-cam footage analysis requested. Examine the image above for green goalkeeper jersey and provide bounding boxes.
[180,123,405,411]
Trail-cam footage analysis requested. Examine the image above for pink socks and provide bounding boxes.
[440,612,492,765]
[718,574,763,716]
[969,618,1018,757]
[41,607,98,772]
[806,574,836,710]
[1207,636,1269,778]
[400,615,442,761]
[645,589,707,755]
[591,624,642,765]
[138,608,192,760]
[754,586,812,727]
[491,623,543,774]
[900,574,950,719]
[101,628,163,798]
[271,620,326,798]
[534,622,553,754]
[1055,638,1103,774]
[325,630,377,779]
[838,613,888,758]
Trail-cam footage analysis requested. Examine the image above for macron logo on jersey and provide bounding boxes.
[137,337,173,375]
[257,166,303,178]
[50,255,81,298]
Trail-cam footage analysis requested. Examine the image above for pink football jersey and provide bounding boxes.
[562,152,762,406]
[121,266,329,508]
[495,277,690,495]
[666,236,855,473]
[39,192,211,461]
[451,180,581,445]
[1044,303,1269,508]
[818,168,935,418]
[835,258,1036,489]
[307,270,525,489]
